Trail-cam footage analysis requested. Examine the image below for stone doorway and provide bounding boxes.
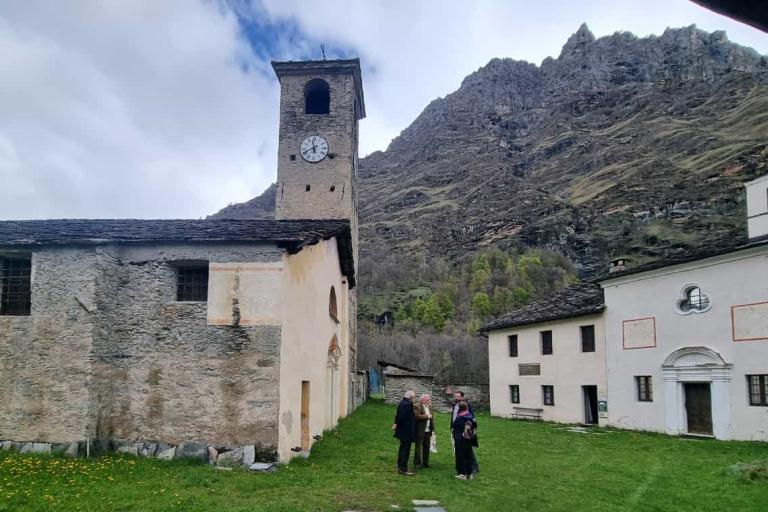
[662,346,731,439]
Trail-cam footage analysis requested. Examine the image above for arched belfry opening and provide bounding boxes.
[304,78,330,114]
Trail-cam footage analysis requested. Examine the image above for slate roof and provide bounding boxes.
[595,236,768,282]
[0,218,356,287]
[481,282,605,332]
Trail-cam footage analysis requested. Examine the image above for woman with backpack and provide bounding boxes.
[451,401,477,480]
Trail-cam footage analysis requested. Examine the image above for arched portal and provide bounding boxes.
[661,346,732,439]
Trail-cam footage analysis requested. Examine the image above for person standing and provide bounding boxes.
[451,401,477,480]
[449,391,478,474]
[413,394,433,468]
[392,390,417,476]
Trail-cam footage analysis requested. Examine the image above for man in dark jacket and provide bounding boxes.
[392,390,417,475]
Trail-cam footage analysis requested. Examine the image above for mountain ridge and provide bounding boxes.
[211,24,768,276]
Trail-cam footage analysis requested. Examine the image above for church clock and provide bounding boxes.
[300,135,329,163]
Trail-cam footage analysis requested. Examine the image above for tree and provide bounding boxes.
[471,292,492,319]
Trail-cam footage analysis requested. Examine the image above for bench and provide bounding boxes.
[512,407,543,421]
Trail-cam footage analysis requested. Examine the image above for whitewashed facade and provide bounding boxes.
[487,313,607,425]
[485,174,768,441]
[600,244,768,440]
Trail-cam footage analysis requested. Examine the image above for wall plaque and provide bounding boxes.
[732,301,768,342]
[622,317,657,349]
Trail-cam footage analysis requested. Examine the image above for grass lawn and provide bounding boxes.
[1,400,766,511]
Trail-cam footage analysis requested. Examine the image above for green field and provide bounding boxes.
[1,400,766,511]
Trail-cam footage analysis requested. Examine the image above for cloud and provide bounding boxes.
[0,0,278,219]
[0,0,766,219]
[256,0,768,158]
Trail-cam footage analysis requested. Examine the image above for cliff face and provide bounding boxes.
[212,25,768,275]
[358,25,768,274]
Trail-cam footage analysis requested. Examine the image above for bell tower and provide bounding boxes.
[272,59,364,415]
[271,59,365,228]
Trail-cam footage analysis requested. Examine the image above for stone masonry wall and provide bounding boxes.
[0,248,100,442]
[0,242,285,459]
[383,373,490,413]
[275,71,357,222]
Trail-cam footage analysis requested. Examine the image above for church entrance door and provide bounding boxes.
[684,383,713,435]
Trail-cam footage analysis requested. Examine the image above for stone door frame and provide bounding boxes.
[662,346,732,439]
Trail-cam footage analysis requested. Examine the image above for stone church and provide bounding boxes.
[0,58,364,463]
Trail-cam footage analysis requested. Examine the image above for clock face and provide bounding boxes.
[300,135,329,163]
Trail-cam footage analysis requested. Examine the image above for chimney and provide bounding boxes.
[608,257,629,274]
[746,174,768,242]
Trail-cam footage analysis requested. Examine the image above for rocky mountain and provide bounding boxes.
[211,183,276,220]
[213,24,768,276]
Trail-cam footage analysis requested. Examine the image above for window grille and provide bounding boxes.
[508,335,518,357]
[747,375,768,406]
[0,257,31,316]
[541,330,553,355]
[542,385,555,406]
[176,266,208,302]
[678,286,710,313]
[509,385,520,404]
[636,376,653,402]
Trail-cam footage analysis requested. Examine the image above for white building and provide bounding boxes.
[484,174,768,441]
[484,283,607,425]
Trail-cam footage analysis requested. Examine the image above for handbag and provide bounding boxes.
[430,434,438,453]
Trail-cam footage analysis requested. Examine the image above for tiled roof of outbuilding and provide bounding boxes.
[0,218,356,286]
[481,282,604,332]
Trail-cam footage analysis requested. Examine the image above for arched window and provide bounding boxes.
[329,286,338,322]
[305,79,330,114]
[677,285,711,314]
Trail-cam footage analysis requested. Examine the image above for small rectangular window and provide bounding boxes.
[747,375,768,406]
[519,363,541,376]
[509,385,520,404]
[541,330,553,355]
[0,256,32,316]
[508,335,518,357]
[176,266,209,302]
[542,385,555,406]
[636,376,653,402]
[581,325,595,353]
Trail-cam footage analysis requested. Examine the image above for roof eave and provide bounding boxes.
[481,306,606,334]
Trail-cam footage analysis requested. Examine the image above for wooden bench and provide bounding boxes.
[512,407,543,421]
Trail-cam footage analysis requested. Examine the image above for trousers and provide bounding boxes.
[454,439,474,476]
[414,433,431,466]
[397,439,412,472]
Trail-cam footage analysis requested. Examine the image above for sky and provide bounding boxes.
[1,0,767,220]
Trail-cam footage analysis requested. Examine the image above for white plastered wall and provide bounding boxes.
[602,246,768,440]
[746,174,768,240]
[277,238,350,461]
[488,313,607,425]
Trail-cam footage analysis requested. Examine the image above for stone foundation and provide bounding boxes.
[0,437,277,467]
